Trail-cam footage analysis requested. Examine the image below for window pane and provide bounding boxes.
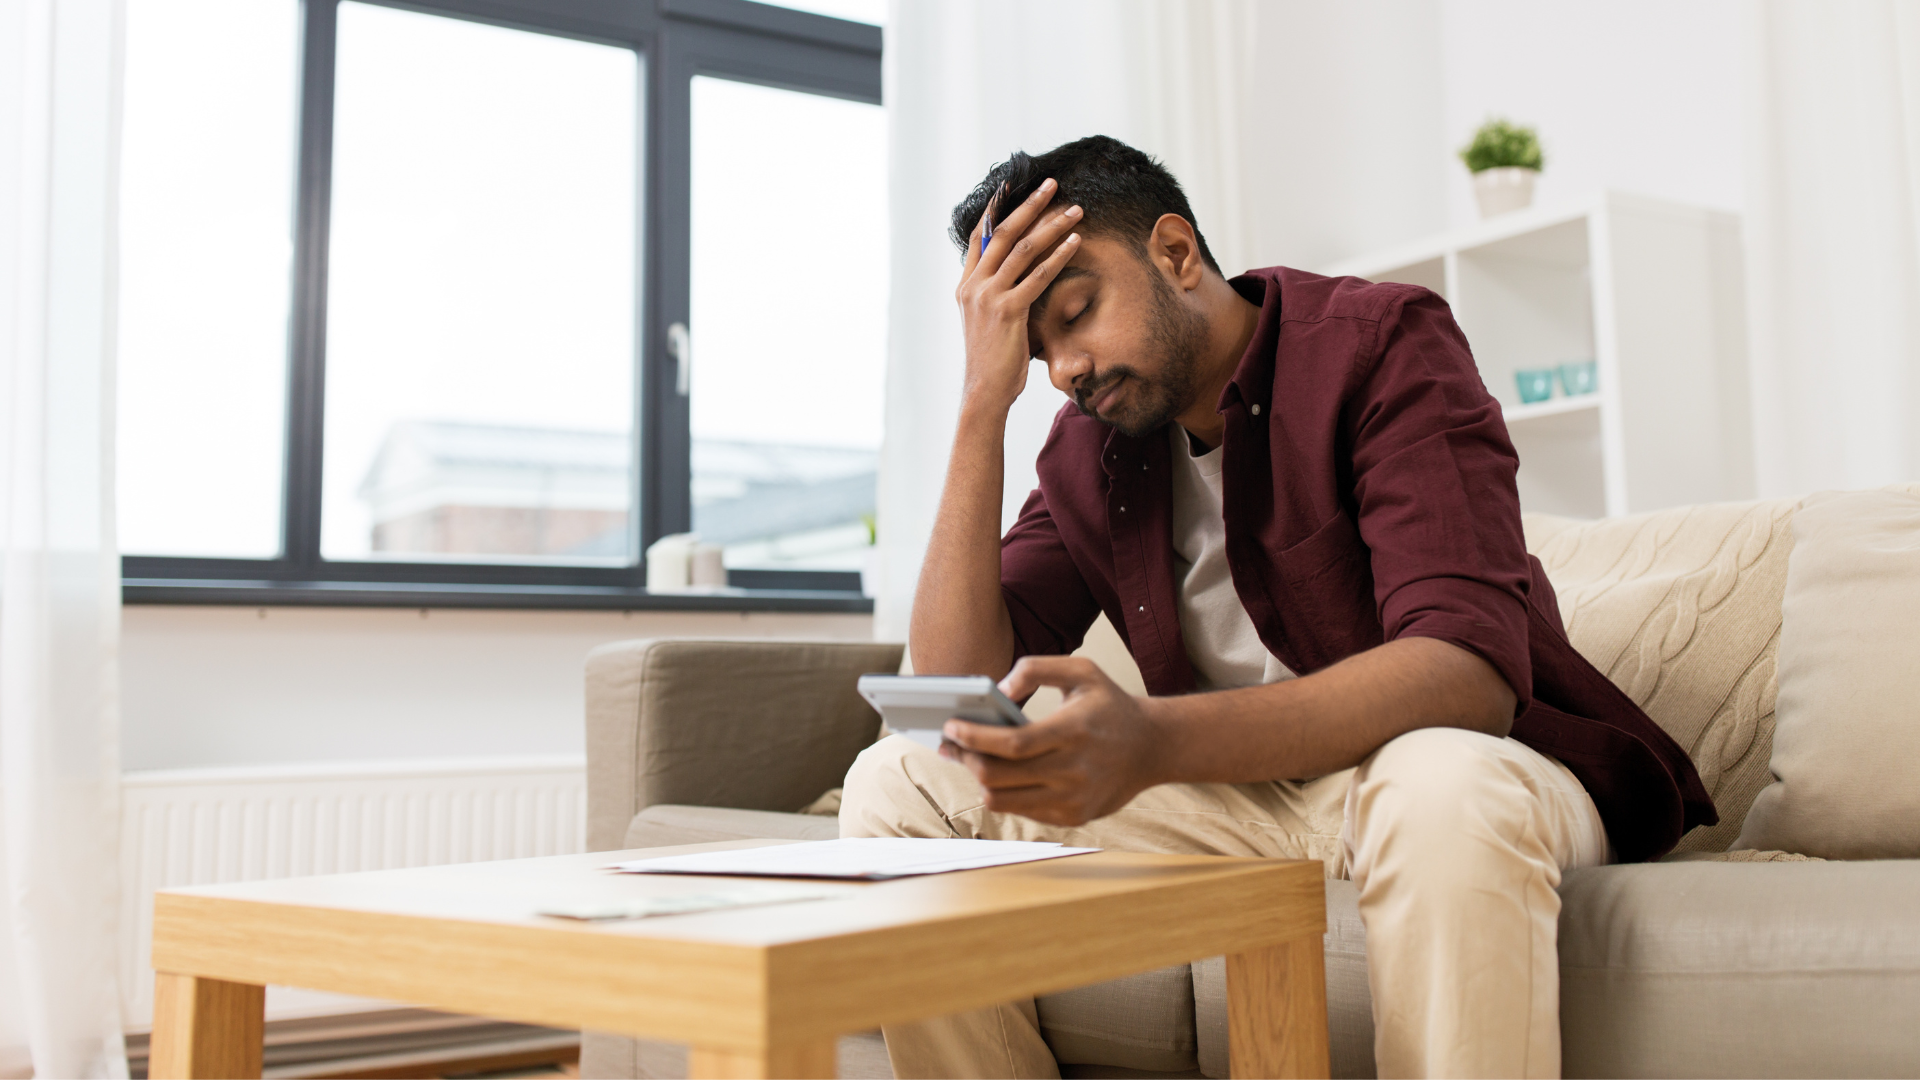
[322,3,639,564]
[117,0,298,557]
[689,77,885,572]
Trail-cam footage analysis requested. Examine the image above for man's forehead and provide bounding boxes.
[1031,264,1097,320]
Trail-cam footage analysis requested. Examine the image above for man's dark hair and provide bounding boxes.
[949,135,1219,274]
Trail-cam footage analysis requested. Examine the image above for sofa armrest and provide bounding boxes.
[584,637,905,852]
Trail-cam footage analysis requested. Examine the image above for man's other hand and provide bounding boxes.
[938,656,1167,827]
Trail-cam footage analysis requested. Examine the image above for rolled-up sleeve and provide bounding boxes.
[1347,290,1535,713]
[1000,486,1101,662]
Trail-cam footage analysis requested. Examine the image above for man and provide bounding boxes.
[840,135,1714,1079]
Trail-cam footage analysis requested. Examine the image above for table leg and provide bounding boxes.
[1227,936,1329,1079]
[688,1038,837,1079]
[149,973,265,1079]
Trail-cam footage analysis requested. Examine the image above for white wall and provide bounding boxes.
[1248,0,1748,264]
[1239,1,1747,269]
[1241,0,1449,270]
[1438,0,1745,226]
[121,606,874,770]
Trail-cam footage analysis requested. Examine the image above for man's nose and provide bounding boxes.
[1047,352,1091,394]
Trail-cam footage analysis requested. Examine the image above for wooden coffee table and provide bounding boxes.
[149,840,1328,1079]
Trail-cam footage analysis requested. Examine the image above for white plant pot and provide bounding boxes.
[1473,167,1538,218]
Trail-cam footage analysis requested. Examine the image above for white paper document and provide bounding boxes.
[609,837,1100,880]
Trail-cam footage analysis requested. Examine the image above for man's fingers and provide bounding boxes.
[943,738,1072,790]
[941,716,1067,760]
[1005,231,1081,306]
[999,654,1105,702]
[976,178,1057,274]
[978,785,1087,826]
[994,201,1083,285]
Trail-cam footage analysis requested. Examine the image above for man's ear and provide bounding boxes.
[1148,214,1206,292]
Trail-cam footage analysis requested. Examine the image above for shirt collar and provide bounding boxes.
[1217,270,1284,416]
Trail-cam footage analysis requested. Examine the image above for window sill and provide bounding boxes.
[121,577,874,613]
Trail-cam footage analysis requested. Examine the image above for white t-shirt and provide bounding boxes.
[1168,424,1296,691]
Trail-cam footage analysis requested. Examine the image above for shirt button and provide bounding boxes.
[1251,403,1262,415]
[1138,605,1145,612]
[1119,506,1126,513]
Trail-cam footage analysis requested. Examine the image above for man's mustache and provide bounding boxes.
[1072,368,1136,412]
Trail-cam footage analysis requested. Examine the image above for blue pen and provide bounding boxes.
[980,187,1002,256]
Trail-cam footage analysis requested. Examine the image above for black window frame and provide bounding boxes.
[121,0,881,613]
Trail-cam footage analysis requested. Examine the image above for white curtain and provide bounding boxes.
[876,0,1256,641]
[1745,0,1920,496]
[0,0,129,1076]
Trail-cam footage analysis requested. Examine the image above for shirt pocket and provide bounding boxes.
[1273,511,1382,663]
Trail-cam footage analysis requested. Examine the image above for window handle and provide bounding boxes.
[667,322,691,396]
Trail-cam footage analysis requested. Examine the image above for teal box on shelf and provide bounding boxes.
[1515,368,1556,404]
[1559,358,1598,396]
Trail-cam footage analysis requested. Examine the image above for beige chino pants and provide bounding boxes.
[839,727,1609,1080]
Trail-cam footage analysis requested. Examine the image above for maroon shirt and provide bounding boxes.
[1000,267,1715,863]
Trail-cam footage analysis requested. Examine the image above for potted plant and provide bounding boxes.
[1459,118,1544,218]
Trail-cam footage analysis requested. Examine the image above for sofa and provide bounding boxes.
[580,488,1920,1079]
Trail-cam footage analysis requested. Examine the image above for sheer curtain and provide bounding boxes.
[876,0,1256,641]
[0,0,129,1076]
[1745,0,1920,496]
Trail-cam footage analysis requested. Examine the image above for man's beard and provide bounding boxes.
[1072,268,1208,439]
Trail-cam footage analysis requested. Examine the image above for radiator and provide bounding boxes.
[120,755,586,1030]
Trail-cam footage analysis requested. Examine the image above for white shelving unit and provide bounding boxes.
[1321,191,1753,519]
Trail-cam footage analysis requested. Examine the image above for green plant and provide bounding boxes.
[1459,118,1544,173]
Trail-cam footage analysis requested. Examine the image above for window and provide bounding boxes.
[688,76,885,575]
[118,0,299,557]
[118,0,883,609]
[322,4,639,565]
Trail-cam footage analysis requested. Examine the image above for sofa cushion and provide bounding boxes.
[1524,499,1797,851]
[1557,859,1920,1078]
[1037,963,1198,1075]
[1737,486,1920,859]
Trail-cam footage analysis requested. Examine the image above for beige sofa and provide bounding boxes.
[580,493,1920,1079]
